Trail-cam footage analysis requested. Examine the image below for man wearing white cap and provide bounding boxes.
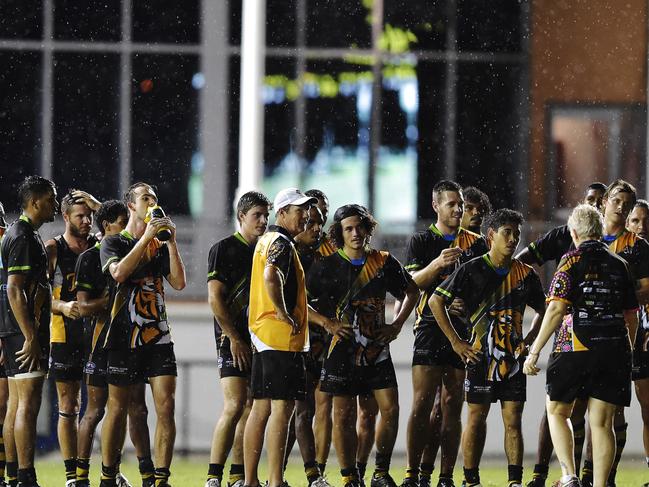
[243,188,347,487]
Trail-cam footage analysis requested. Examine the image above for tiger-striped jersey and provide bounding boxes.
[100,229,171,350]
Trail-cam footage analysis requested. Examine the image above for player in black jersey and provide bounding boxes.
[309,204,418,487]
[413,186,493,487]
[75,200,154,487]
[431,209,545,487]
[460,187,492,235]
[44,192,97,484]
[517,182,606,487]
[205,191,271,487]
[524,204,639,487]
[401,181,488,487]
[627,199,649,473]
[303,190,340,477]
[99,183,186,487]
[1,176,58,487]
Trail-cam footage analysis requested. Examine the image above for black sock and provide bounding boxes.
[582,460,593,480]
[155,467,171,486]
[17,467,36,484]
[463,467,480,486]
[6,461,17,485]
[77,457,91,482]
[508,465,523,483]
[102,463,118,480]
[440,472,453,481]
[305,460,320,484]
[138,456,155,484]
[374,453,390,476]
[64,458,76,481]
[532,464,549,480]
[357,462,367,479]
[318,463,326,475]
[208,463,224,480]
[342,467,359,484]
[405,467,419,480]
[229,463,245,483]
[420,463,434,479]
[572,419,585,476]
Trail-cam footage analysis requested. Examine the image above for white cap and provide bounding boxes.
[273,188,317,212]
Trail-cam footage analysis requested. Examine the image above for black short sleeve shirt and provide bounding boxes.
[207,232,254,340]
[0,215,51,339]
[99,230,171,349]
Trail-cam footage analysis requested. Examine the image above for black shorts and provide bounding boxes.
[84,346,108,389]
[107,343,177,386]
[412,325,464,370]
[49,342,84,381]
[633,351,649,381]
[319,340,398,396]
[465,358,526,404]
[251,350,306,401]
[217,336,250,379]
[3,333,49,378]
[546,347,632,407]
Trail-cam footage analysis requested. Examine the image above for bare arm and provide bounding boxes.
[165,239,186,290]
[46,239,80,318]
[307,305,353,339]
[429,293,481,363]
[207,279,251,371]
[6,274,41,371]
[108,218,164,283]
[411,247,462,289]
[376,281,419,343]
[264,265,299,334]
[514,247,536,266]
[523,299,568,375]
[523,306,546,346]
[76,289,108,318]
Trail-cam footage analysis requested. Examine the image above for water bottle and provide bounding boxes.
[145,206,172,241]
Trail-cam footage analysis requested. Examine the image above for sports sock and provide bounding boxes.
[463,467,480,487]
[305,460,320,484]
[508,465,523,485]
[317,463,326,475]
[138,456,155,485]
[207,463,224,481]
[229,463,245,483]
[77,458,91,483]
[155,467,171,486]
[581,460,593,482]
[404,467,419,480]
[374,453,390,477]
[6,461,17,486]
[357,462,367,480]
[101,463,118,481]
[17,467,36,484]
[420,463,434,479]
[532,464,549,480]
[341,467,359,485]
[64,458,76,481]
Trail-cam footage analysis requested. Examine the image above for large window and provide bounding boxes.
[0,1,201,214]
[228,0,529,227]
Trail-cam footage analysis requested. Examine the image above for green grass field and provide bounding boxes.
[31,457,649,487]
